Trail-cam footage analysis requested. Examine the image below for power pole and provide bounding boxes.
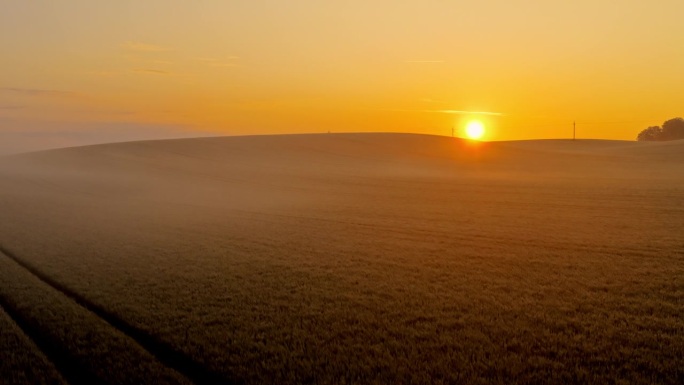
[573,121,576,140]
[452,126,454,137]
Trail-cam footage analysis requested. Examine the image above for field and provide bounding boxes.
[0,133,682,384]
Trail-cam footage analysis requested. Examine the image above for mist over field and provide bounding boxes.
[1,133,682,384]
[0,119,213,156]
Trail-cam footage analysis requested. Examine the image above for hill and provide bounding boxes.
[1,133,682,384]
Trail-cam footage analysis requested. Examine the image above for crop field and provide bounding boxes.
[0,133,683,384]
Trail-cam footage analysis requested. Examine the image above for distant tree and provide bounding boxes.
[636,117,684,141]
[637,126,663,141]
[660,117,684,141]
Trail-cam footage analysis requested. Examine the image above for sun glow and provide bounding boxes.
[465,120,486,140]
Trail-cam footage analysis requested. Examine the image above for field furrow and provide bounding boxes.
[0,248,201,385]
[0,305,68,385]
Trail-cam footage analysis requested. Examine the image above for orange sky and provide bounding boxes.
[1,1,683,151]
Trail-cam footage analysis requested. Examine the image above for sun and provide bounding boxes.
[465,120,486,140]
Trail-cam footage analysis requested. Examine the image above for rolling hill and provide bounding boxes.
[1,133,682,385]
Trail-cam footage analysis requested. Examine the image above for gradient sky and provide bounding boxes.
[1,1,683,152]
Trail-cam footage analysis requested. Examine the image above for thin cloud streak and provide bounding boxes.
[436,110,505,116]
[383,108,505,116]
[405,60,445,63]
[0,87,78,98]
[133,69,170,75]
[421,98,451,104]
[195,57,241,68]
[121,41,171,52]
[88,70,118,77]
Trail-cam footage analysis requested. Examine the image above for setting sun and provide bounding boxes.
[465,121,486,140]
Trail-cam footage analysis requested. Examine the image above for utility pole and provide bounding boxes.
[573,121,576,140]
[452,126,455,137]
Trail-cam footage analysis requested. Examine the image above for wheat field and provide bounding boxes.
[1,133,682,384]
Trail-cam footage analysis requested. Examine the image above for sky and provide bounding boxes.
[1,0,683,153]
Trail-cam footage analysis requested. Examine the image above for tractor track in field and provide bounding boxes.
[0,245,233,385]
[0,300,95,385]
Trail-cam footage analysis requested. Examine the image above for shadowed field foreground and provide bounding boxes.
[0,133,683,384]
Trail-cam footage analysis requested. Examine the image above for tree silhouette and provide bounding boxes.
[637,126,662,142]
[660,118,684,141]
[636,118,684,141]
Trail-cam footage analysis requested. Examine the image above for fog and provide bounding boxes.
[1,133,682,384]
[0,119,215,155]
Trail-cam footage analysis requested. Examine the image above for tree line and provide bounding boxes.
[637,117,684,141]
